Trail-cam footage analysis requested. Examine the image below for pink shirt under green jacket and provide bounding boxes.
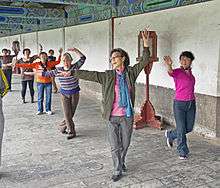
[111,71,126,116]
[169,68,195,101]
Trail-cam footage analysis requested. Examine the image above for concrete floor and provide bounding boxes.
[0,75,219,188]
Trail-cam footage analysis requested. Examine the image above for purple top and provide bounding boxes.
[169,68,195,101]
[42,56,86,95]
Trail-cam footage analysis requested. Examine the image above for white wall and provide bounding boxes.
[65,20,110,71]
[38,28,63,58]
[114,0,220,96]
[218,41,220,95]
[0,34,21,53]
[0,20,110,70]
[21,33,38,55]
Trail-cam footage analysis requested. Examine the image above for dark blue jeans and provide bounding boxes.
[167,100,196,156]
[37,82,52,112]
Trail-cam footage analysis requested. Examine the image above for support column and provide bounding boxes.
[36,31,39,53]
[62,27,65,51]
[19,34,23,49]
[216,40,220,137]
[108,17,115,69]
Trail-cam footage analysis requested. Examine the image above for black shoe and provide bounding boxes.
[111,174,122,182]
[67,132,76,140]
[60,126,67,134]
[122,164,127,172]
[31,98,34,103]
[22,99,26,104]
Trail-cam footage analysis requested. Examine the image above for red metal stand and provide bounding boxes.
[134,31,163,130]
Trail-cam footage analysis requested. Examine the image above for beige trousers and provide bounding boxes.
[60,93,79,133]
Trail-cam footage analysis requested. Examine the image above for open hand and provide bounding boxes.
[163,56,173,66]
[67,48,76,52]
[11,59,17,67]
[67,48,80,53]
[58,48,63,54]
[141,27,150,47]
[57,71,71,77]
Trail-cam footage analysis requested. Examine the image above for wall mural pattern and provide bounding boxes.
[116,0,211,17]
[0,0,212,37]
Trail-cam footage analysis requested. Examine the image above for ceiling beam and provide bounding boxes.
[0,0,111,6]
[0,6,65,18]
[0,0,72,5]
[0,22,65,36]
[0,0,212,38]
[0,15,65,25]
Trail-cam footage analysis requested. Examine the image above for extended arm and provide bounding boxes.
[68,48,86,70]
[131,28,150,78]
[60,69,106,84]
[15,62,37,69]
[163,56,173,74]
[42,69,59,77]
[74,70,106,84]
[48,48,63,67]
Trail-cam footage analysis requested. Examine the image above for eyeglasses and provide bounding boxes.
[109,55,122,62]
[180,56,191,62]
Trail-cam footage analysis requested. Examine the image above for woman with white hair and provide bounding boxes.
[41,48,86,140]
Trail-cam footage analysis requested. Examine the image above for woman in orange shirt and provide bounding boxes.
[16,49,62,115]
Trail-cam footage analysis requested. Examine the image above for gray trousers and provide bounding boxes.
[0,98,4,166]
[107,116,133,175]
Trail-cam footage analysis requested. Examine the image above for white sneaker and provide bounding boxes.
[165,130,173,148]
[36,111,43,115]
[179,155,188,160]
[46,111,53,115]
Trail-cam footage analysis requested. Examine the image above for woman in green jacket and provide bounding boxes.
[61,28,150,182]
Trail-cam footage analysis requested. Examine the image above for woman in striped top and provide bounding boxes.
[42,48,86,139]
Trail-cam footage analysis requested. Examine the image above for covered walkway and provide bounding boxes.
[0,76,219,188]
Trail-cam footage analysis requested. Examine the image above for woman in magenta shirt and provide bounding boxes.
[164,51,196,160]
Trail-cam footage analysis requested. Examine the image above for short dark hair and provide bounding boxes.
[40,52,48,56]
[2,48,8,53]
[23,48,31,55]
[48,49,54,54]
[110,48,130,68]
[179,51,195,61]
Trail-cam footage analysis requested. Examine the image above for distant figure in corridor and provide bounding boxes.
[17,48,36,104]
[48,49,58,93]
[164,51,196,160]
[0,60,9,167]
[0,49,16,91]
[60,29,150,182]
[41,48,86,140]
[7,50,11,56]
[15,49,63,115]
